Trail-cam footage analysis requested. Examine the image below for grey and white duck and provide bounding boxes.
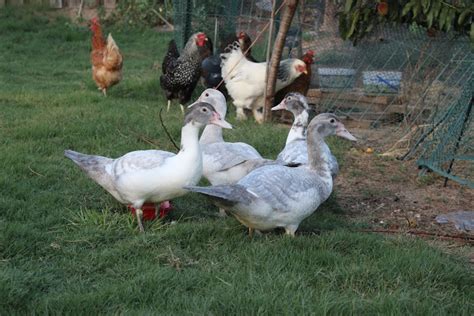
[185,113,356,236]
[194,89,272,215]
[273,92,339,177]
[65,102,231,232]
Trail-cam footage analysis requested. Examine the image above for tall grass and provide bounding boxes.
[0,7,473,314]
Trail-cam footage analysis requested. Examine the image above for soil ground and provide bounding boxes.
[336,146,473,249]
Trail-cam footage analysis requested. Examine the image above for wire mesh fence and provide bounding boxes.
[171,0,473,187]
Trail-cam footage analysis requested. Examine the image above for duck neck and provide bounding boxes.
[307,125,331,176]
[199,125,224,145]
[178,123,201,157]
[286,111,308,144]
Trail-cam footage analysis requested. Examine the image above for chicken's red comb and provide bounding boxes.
[306,50,315,56]
[197,32,207,38]
[238,31,246,39]
[90,17,100,24]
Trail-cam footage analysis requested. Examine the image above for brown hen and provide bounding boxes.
[90,17,123,96]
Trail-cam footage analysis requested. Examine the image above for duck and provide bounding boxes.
[273,92,339,177]
[185,113,356,236]
[194,89,272,216]
[64,102,232,232]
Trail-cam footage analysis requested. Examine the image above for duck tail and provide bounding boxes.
[64,150,112,177]
[184,184,254,207]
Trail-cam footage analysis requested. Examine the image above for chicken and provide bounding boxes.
[161,39,179,75]
[220,41,307,123]
[237,31,258,62]
[201,54,228,97]
[274,50,314,122]
[274,50,314,105]
[90,17,123,96]
[160,33,210,113]
[201,32,256,97]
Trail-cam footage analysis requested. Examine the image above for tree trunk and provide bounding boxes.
[263,0,299,122]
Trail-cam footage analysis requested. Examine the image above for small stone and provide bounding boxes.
[435,211,474,232]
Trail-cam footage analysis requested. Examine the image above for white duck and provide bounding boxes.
[65,102,232,232]
[193,89,272,215]
[273,93,339,177]
[185,113,356,236]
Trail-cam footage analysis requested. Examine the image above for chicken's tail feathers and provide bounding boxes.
[220,41,244,64]
[220,41,245,78]
[106,33,119,50]
[167,39,179,56]
[104,33,123,69]
[184,184,254,207]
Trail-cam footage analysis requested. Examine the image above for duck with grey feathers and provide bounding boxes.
[65,102,231,232]
[185,113,356,236]
[273,92,339,177]
[193,89,273,216]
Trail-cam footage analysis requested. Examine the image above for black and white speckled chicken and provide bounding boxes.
[161,39,179,74]
[160,33,209,112]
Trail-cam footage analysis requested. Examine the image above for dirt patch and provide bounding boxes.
[336,147,473,242]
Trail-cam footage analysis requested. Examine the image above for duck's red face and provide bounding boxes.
[196,33,207,47]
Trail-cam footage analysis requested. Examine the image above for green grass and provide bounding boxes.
[1,8,473,314]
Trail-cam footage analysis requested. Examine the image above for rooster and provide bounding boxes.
[274,50,314,122]
[160,33,209,113]
[221,41,307,123]
[90,17,123,96]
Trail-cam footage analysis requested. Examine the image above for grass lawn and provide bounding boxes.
[0,7,473,314]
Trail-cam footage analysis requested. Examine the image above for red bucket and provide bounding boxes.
[128,201,173,221]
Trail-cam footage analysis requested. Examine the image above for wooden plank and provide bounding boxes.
[307,88,394,105]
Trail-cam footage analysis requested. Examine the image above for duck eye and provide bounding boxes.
[205,93,209,97]
[330,119,335,124]
[202,107,208,112]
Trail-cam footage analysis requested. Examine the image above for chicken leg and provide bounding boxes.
[236,107,247,120]
[167,100,171,112]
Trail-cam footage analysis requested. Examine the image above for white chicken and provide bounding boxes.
[220,41,308,123]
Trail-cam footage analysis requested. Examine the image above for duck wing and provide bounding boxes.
[187,165,329,214]
[202,142,261,172]
[238,165,324,212]
[277,139,308,166]
[112,150,175,177]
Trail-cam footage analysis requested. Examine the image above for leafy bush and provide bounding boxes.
[107,0,173,28]
[336,0,473,44]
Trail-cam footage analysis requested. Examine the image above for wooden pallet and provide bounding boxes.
[306,88,428,126]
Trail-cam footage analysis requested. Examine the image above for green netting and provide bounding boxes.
[416,78,473,188]
[170,0,473,187]
[172,0,241,52]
